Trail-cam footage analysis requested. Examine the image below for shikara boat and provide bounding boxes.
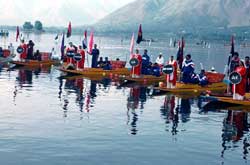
[154,82,226,94]
[122,75,165,84]
[11,60,60,67]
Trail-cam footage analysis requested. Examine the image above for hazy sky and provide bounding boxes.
[0,0,135,26]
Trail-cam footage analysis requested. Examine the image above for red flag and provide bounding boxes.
[88,31,94,54]
[16,26,19,42]
[66,22,72,38]
[136,24,143,44]
[130,33,135,58]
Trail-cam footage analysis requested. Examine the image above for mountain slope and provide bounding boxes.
[95,0,250,32]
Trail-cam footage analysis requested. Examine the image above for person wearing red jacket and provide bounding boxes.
[19,40,27,61]
[66,42,77,65]
[233,60,247,100]
[77,45,85,69]
[131,49,142,78]
[166,55,178,88]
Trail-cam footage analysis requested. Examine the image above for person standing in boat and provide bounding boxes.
[244,56,250,92]
[90,44,100,68]
[77,45,85,69]
[155,53,164,68]
[141,49,150,75]
[233,60,246,100]
[166,55,178,88]
[66,42,77,65]
[27,40,35,60]
[181,54,195,83]
[19,39,28,61]
[131,49,142,78]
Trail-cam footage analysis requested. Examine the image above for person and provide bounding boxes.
[51,47,59,60]
[233,60,246,100]
[33,50,42,61]
[8,43,14,56]
[141,49,150,75]
[197,69,209,86]
[131,49,142,78]
[77,45,85,69]
[97,57,105,68]
[90,44,100,68]
[103,57,111,70]
[66,42,77,64]
[209,66,217,73]
[181,54,195,83]
[27,40,35,59]
[19,39,28,61]
[166,55,178,88]
[155,53,164,67]
[228,52,240,74]
[244,56,250,92]
[151,63,161,77]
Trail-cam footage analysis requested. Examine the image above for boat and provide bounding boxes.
[0,49,15,63]
[154,82,226,94]
[122,75,165,85]
[11,59,60,67]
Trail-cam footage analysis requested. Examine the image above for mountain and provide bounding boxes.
[95,0,250,32]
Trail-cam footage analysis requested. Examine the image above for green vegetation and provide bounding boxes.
[34,20,43,31]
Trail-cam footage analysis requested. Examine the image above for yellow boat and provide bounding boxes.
[155,82,226,94]
[217,97,250,106]
[122,75,165,84]
[11,60,60,67]
[60,67,130,78]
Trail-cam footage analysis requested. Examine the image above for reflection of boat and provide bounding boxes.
[60,67,129,78]
[155,82,226,94]
[216,97,250,106]
[11,59,60,67]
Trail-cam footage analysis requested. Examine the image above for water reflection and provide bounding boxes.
[221,110,250,159]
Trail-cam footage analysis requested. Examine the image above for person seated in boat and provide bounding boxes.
[181,54,195,83]
[0,47,3,57]
[27,40,35,60]
[209,66,217,73]
[33,50,42,61]
[190,73,199,84]
[77,45,85,69]
[141,49,150,75]
[131,49,142,78]
[197,69,209,86]
[116,58,120,61]
[233,60,247,100]
[19,39,28,61]
[228,52,240,74]
[155,53,164,68]
[103,57,112,70]
[151,63,161,77]
[244,56,250,92]
[166,55,178,88]
[97,57,105,68]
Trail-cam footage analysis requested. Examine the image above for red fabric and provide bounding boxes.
[166,60,178,85]
[130,54,142,76]
[41,52,50,61]
[110,61,126,69]
[233,66,246,96]
[66,47,76,64]
[77,49,85,69]
[20,43,27,59]
[3,49,10,58]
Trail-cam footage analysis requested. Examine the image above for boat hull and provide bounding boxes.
[11,60,60,67]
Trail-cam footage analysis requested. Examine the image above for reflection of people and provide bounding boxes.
[17,69,33,86]
[180,99,191,122]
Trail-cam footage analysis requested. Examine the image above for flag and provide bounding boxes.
[88,31,94,54]
[82,30,87,49]
[129,33,135,58]
[176,37,185,69]
[66,22,72,38]
[230,35,235,55]
[136,24,142,44]
[16,26,19,42]
[60,33,65,60]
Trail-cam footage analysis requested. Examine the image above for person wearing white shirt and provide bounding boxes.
[155,53,164,66]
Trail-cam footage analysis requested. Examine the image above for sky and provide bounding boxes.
[0,0,135,26]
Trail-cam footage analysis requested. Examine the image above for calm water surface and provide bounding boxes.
[0,33,250,165]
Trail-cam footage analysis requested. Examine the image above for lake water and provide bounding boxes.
[0,32,250,165]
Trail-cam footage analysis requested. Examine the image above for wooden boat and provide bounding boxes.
[122,75,165,84]
[155,82,226,94]
[0,49,15,63]
[60,67,130,78]
[11,59,60,67]
[216,97,250,106]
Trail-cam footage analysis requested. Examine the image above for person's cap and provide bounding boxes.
[211,67,215,71]
[159,52,162,55]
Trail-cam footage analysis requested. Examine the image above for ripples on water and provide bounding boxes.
[0,33,250,164]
